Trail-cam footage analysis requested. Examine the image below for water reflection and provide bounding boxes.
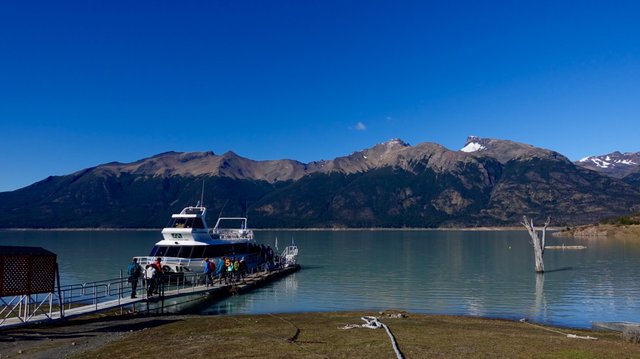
[283,273,298,293]
[2,229,640,328]
[533,273,547,322]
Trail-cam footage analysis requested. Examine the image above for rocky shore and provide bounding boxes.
[553,224,640,238]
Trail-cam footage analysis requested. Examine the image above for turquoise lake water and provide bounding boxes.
[1,229,639,328]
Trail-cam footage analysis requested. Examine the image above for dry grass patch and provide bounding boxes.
[76,312,640,359]
[4,312,639,359]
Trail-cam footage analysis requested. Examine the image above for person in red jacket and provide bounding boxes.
[153,257,163,273]
[151,257,163,295]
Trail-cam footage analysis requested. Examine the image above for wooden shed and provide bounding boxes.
[0,246,57,296]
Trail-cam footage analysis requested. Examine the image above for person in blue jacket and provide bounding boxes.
[203,258,215,287]
[127,258,143,298]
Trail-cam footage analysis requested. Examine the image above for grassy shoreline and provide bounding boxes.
[1,311,638,358]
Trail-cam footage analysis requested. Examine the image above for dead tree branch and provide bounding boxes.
[522,216,551,273]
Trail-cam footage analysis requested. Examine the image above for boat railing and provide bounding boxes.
[135,252,264,271]
[210,217,254,240]
[134,256,197,271]
[281,245,299,267]
[66,268,250,309]
[210,228,254,240]
[179,206,206,215]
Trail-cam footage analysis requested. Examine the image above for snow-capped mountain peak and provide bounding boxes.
[460,141,486,153]
[460,136,486,153]
[575,151,640,178]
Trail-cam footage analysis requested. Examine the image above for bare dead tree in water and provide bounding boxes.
[522,216,551,273]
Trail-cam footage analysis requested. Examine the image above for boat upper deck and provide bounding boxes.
[160,206,253,243]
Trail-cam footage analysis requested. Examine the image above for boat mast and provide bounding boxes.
[218,199,228,218]
[200,180,205,207]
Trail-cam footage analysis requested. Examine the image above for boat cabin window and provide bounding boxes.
[171,218,188,228]
[192,218,205,229]
[176,246,194,258]
[165,246,180,257]
[149,244,252,259]
[149,246,166,257]
[191,246,206,258]
[150,245,197,258]
[169,217,205,229]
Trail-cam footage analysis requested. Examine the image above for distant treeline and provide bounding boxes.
[601,213,640,226]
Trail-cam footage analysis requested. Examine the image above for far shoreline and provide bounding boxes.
[0,226,549,232]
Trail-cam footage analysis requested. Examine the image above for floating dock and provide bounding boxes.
[0,264,300,330]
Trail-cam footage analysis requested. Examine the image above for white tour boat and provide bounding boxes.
[134,204,270,274]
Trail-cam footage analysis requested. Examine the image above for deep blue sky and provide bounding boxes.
[1,1,639,192]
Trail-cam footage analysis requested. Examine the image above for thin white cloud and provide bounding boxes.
[355,122,367,131]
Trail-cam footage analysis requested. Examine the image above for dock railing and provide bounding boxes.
[0,269,212,328]
[1,260,281,329]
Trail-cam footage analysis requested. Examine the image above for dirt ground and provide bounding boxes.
[1,311,638,358]
[0,313,187,359]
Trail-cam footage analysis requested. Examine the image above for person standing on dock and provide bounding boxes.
[226,257,234,283]
[204,258,215,287]
[151,258,163,295]
[152,257,163,274]
[222,257,232,284]
[144,264,157,297]
[239,257,247,282]
[233,258,241,282]
[127,257,143,298]
[214,257,224,283]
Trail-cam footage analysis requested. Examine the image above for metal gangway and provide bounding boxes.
[0,267,289,330]
[281,245,299,267]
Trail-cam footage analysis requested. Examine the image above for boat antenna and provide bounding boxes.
[200,180,205,207]
[218,199,229,218]
[275,236,279,252]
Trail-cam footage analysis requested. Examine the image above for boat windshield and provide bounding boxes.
[167,217,205,229]
[183,207,204,215]
[148,243,261,259]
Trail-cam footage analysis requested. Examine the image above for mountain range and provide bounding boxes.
[575,151,640,181]
[1,137,639,229]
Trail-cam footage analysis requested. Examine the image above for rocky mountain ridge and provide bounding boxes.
[74,136,567,183]
[68,138,468,183]
[460,136,567,164]
[1,137,639,228]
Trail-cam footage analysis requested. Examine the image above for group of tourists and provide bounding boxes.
[127,257,163,298]
[263,244,277,267]
[126,243,280,298]
[203,256,247,286]
[246,243,277,268]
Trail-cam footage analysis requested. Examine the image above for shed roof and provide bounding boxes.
[0,246,56,257]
